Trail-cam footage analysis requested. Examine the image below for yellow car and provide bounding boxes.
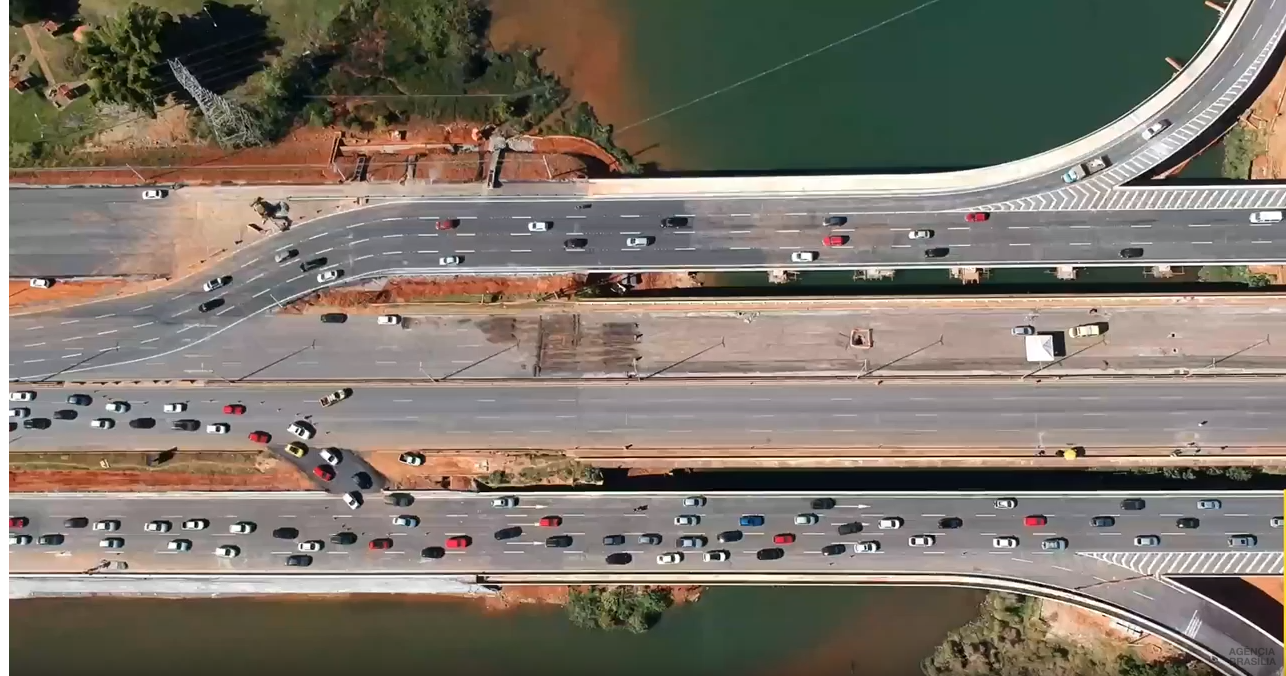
[286,442,309,458]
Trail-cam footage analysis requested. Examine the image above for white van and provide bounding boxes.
[1250,211,1283,224]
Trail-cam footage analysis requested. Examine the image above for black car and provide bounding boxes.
[494,526,523,541]
[352,472,373,490]
[661,216,689,228]
[546,535,574,548]
[823,216,847,227]
[197,298,224,313]
[837,522,863,536]
[1090,516,1116,528]
[53,409,78,420]
[330,532,358,545]
[67,394,92,406]
[421,546,446,559]
[606,552,633,565]
[8,422,14,432]
[63,517,89,529]
[1121,499,1146,511]
[1119,247,1144,259]
[385,493,413,507]
[756,547,785,561]
[717,530,743,543]
[320,313,348,324]
[38,534,65,545]
[171,419,200,432]
[938,517,964,530]
[300,257,327,272]
[924,247,950,259]
[821,544,847,557]
[23,418,51,430]
[602,534,626,546]
[638,533,662,546]
[285,555,313,567]
[129,418,156,429]
[810,498,837,510]
[563,238,588,251]
[1176,518,1200,529]
[273,527,300,540]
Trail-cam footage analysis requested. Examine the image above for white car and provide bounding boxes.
[298,540,324,552]
[855,540,880,553]
[527,221,552,232]
[167,539,192,552]
[908,229,934,240]
[10,392,35,402]
[202,277,226,292]
[657,552,684,565]
[163,403,187,413]
[439,256,461,266]
[287,422,316,440]
[794,513,819,526]
[1272,517,1284,529]
[182,519,209,531]
[625,236,651,247]
[908,534,936,547]
[399,452,425,466]
[790,251,817,263]
[10,534,33,546]
[878,517,904,530]
[674,515,700,527]
[343,491,363,510]
[682,496,707,507]
[228,522,256,534]
[1197,499,1222,510]
[994,498,1017,510]
[105,401,130,413]
[992,536,1019,549]
[9,408,30,418]
[215,545,240,558]
[90,418,115,430]
[317,270,341,283]
[1141,119,1170,141]
[274,249,297,263]
[141,189,166,200]
[206,423,230,434]
[703,550,730,562]
[377,314,401,326]
[392,515,420,528]
[320,449,341,465]
[29,278,53,289]
[145,520,172,533]
[491,496,518,508]
[99,537,125,549]
[93,520,121,531]
[1134,535,1161,547]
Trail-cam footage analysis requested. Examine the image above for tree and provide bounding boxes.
[10,0,47,26]
[83,3,170,116]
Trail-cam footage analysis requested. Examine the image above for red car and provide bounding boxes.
[248,431,271,444]
[772,533,796,545]
[538,516,562,527]
[1023,515,1047,527]
[368,537,394,550]
[313,465,335,482]
[10,516,29,528]
[823,235,847,247]
[445,535,471,549]
[223,404,247,415]
[965,212,989,223]
[435,219,459,231]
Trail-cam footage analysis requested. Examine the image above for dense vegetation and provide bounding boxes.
[566,586,674,633]
[82,3,169,117]
[1222,125,1265,179]
[922,593,1215,676]
[1196,266,1274,287]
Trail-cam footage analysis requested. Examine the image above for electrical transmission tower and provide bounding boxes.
[168,58,263,148]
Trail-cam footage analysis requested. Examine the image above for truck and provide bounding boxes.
[1062,156,1109,184]
[319,388,353,407]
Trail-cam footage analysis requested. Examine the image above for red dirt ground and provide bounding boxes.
[285,275,585,312]
[482,584,702,611]
[1245,576,1284,605]
[9,279,131,309]
[10,467,315,492]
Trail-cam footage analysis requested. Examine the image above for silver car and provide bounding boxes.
[1041,537,1068,551]
[1141,119,1170,141]
[1228,534,1258,548]
[1134,535,1161,547]
[675,515,700,527]
[794,513,819,526]
[1197,499,1222,510]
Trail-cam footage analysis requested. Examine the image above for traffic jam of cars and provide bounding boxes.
[9,391,267,440]
[10,495,1275,568]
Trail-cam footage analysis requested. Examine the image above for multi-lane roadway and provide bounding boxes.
[9,381,1285,451]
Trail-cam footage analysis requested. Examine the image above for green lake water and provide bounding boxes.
[11,586,985,676]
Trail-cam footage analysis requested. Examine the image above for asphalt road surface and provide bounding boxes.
[11,491,1282,675]
[9,381,1285,451]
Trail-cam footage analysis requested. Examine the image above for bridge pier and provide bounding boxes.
[1166,56,1186,74]
[1204,0,1227,15]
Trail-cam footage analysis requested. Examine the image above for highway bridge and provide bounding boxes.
[10,491,1284,676]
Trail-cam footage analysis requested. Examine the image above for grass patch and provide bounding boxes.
[10,450,265,474]
[1197,265,1273,286]
[9,92,101,161]
[567,586,674,633]
[1222,125,1265,179]
[482,455,604,487]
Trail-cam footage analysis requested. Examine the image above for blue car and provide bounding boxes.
[739,515,765,527]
